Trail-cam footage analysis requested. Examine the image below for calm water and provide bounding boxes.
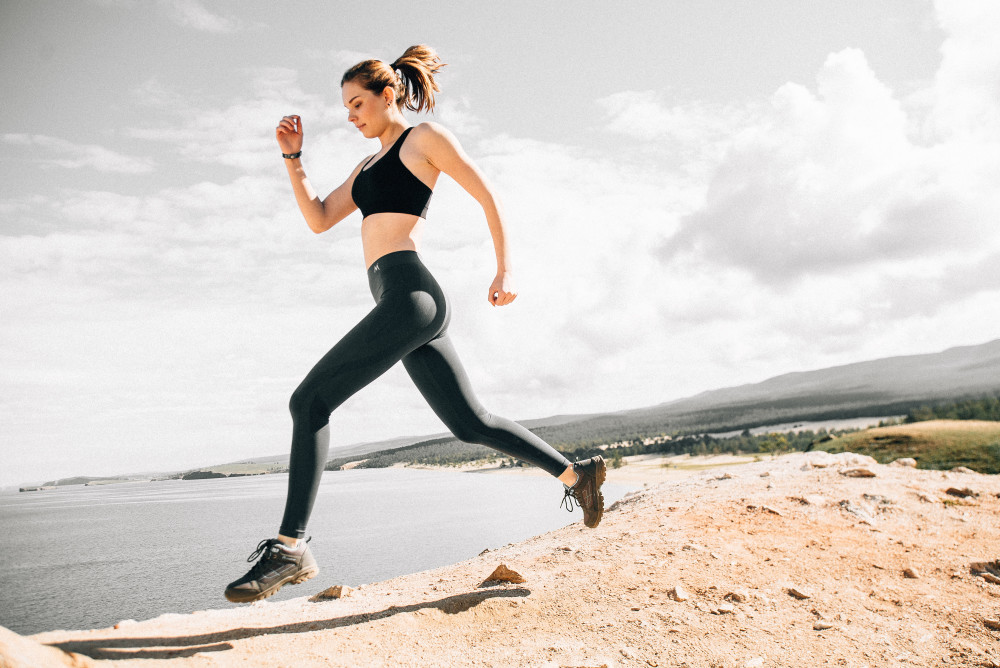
[0,469,629,636]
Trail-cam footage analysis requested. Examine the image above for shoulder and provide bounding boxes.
[409,122,462,148]
[408,122,468,162]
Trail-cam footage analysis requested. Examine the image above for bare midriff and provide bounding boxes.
[362,213,426,269]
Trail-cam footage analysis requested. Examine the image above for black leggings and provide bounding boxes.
[279,250,572,538]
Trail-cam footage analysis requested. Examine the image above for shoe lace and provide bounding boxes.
[560,486,579,513]
[244,538,281,578]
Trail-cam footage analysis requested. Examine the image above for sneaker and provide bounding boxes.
[224,537,319,603]
[560,456,606,528]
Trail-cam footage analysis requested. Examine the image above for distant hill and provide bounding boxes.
[22,339,1000,488]
[529,338,1000,448]
[351,338,1000,457]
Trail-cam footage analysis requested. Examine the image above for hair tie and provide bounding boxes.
[394,67,403,82]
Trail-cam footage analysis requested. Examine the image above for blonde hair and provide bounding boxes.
[341,45,446,113]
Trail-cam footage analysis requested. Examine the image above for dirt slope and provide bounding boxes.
[7,452,1000,668]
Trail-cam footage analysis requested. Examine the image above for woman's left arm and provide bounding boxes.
[418,122,517,307]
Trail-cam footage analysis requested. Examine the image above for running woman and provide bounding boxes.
[225,45,605,603]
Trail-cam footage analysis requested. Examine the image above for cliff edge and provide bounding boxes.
[4,452,1000,668]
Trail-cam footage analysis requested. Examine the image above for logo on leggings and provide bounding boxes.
[373,263,380,272]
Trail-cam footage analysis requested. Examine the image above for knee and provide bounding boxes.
[446,411,493,445]
[289,384,329,432]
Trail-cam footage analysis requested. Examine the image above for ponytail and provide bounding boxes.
[341,44,446,114]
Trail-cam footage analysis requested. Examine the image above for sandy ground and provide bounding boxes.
[5,451,1000,668]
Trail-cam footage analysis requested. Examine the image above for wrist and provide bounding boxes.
[282,151,302,160]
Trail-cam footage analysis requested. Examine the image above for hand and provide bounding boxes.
[276,115,303,155]
[488,271,517,307]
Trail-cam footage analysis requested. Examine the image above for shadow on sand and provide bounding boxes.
[48,587,531,661]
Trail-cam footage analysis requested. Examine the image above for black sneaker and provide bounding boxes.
[560,456,606,528]
[224,537,319,603]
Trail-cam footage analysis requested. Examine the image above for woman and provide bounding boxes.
[224,45,605,604]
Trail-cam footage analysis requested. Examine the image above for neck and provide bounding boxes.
[377,119,409,148]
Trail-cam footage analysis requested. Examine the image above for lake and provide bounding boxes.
[0,468,630,636]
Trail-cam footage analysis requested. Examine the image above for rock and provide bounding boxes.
[946,487,979,498]
[0,625,96,667]
[480,564,526,586]
[310,584,354,601]
[714,603,735,614]
[985,619,1000,631]
[970,561,1000,577]
[950,466,976,474]
[841,467,877,478]
[890,457,917,467]
[762,505,783,516]
[814,621,836,630]
[725,590,750,603]
[839,499,876,524]
[716,472,733,480]
[788,586,812,600]
[669,584,689,601]
[744,659,765,668]
[903,568,920,579]
[981,573,1000,585]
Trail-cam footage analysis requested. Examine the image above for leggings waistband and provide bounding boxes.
[367,250,422,278]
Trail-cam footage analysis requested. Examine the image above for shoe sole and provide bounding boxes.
[224,566,319,603]
[585,456,607,529]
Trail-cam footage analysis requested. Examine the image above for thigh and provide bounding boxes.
[401,334,487,427]
[297,300,433,414]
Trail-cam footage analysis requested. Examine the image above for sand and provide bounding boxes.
[5,451,1000,668]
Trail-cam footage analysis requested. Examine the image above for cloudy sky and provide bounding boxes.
[2,0,999,487]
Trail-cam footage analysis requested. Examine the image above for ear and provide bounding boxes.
[382,85,395,107]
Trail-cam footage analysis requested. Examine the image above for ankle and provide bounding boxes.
[277,535,299,549]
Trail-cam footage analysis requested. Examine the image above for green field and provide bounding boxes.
[816,419,1000,474]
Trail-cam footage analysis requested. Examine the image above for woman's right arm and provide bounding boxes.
[277,115,362,234]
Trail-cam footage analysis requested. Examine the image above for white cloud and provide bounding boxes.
[158,0,240,33]
[2,134,155,173]
[5,2,1000,486]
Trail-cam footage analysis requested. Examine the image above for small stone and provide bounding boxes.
[670,584,689,601]
[903,567,920,579]
[918,493,939,503]
[970,561,1000,577]
[621,647,638,659]
[114,619,137,629]
[717,473,733,480]
[985,619,1000,631]
[762,505,783,516]
[310,584,354,601]
[841,467,877,478]
[480,564,526,586]
[950,466,976,474]
[725,590,749,603]
[946,487,979,498]
[715,603,734,614]
[744,659,765,668]
[890,457,917,468]
[631,606,641,611]
[981,573,1000,585]
[814,621,835,631]
[788,586,812,600]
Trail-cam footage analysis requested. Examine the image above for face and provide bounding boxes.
[342,80,392,139]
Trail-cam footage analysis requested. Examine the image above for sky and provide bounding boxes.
[2,0,999,487]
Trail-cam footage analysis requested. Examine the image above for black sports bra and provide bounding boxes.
[351,127,433,219]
